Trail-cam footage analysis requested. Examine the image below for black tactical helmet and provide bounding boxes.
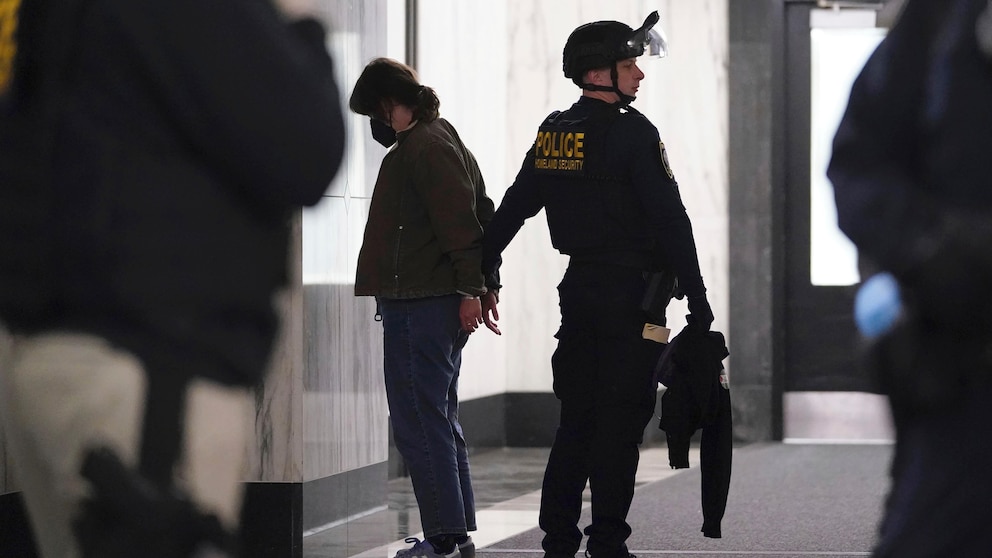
[562,11,666,87]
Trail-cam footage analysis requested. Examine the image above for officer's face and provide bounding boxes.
[615,58,645,98]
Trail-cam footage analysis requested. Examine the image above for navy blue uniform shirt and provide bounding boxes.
[483,96,705,298]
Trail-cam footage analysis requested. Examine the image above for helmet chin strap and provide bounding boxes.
[611,63,637,106]
[580,63,636,106]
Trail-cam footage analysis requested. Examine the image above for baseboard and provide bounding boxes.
[241,482,302,558]
[0,491,39,558]
[389,391,664,479]
[459,391,664,450]
[502,392,561,447]
[459,392,561,448]
[302,462,387,532]
[241,462,387,558]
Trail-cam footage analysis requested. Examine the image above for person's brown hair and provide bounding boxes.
[348,57,440,123]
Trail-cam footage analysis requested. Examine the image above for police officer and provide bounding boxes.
[482,12,713,558]
[829,0,992,556]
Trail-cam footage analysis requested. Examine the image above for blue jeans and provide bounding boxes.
[379,295,476,538]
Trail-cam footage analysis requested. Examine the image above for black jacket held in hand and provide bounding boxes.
[656,325,732,538]
[0,0,346,387]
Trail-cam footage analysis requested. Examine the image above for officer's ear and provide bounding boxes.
[584,67,611,87]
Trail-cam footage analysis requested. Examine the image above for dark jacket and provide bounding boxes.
[1,0,346,387]
[482,97,705,299]
[829,0,992,276]
[355,117,494,299]
[828,0,992,410]
[656,325,732,538]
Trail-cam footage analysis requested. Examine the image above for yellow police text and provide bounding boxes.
[535,157,584,172]
[535,131,584,159]
[0,0,20,95]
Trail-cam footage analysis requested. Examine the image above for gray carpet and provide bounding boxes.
[479,442,893,557]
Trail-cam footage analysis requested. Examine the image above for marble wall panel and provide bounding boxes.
[302,198,387,481]
[247,215,305,483]
[296,0,394,483]
[644,0,729,345]
[322,0,404,200]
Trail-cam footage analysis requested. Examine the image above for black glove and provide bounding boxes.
[687,295,713,332]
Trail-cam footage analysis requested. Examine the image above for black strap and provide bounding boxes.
[139,369,189,489]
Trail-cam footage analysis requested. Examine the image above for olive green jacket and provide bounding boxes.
[355,118,494,299]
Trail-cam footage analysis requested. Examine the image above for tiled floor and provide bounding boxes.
[302,443,691,558]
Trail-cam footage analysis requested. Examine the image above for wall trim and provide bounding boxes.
[389,392,665,479]
[0,491,39,558]
[302,462,387,533]
[241,461,388,558]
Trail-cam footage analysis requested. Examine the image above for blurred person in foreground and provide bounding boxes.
[0,0,346,556]
[481,13,713,558]
[348,57,497,558]
[828,0,992,555]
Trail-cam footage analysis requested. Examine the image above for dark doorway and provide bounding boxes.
[782,3,882,395]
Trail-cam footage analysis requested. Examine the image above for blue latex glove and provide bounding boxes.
[855,272,903,338]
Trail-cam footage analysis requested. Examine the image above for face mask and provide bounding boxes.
[370,118,397,148]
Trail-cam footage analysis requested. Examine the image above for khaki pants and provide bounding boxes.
[0,332,251,558]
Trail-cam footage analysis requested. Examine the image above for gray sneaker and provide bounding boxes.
[457,536,475,558]
[394,537,460,558]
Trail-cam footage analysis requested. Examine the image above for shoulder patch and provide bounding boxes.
[659,141,674,180]
[0,0,20,96]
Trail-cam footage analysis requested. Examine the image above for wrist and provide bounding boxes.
[457,287,487,299]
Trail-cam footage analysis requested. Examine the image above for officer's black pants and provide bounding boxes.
[539,263,663,558]
[873,371,992,558]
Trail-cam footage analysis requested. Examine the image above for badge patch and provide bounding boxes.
[0,0,20,95]
[533,127,586,176]
[659,141,674,180]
